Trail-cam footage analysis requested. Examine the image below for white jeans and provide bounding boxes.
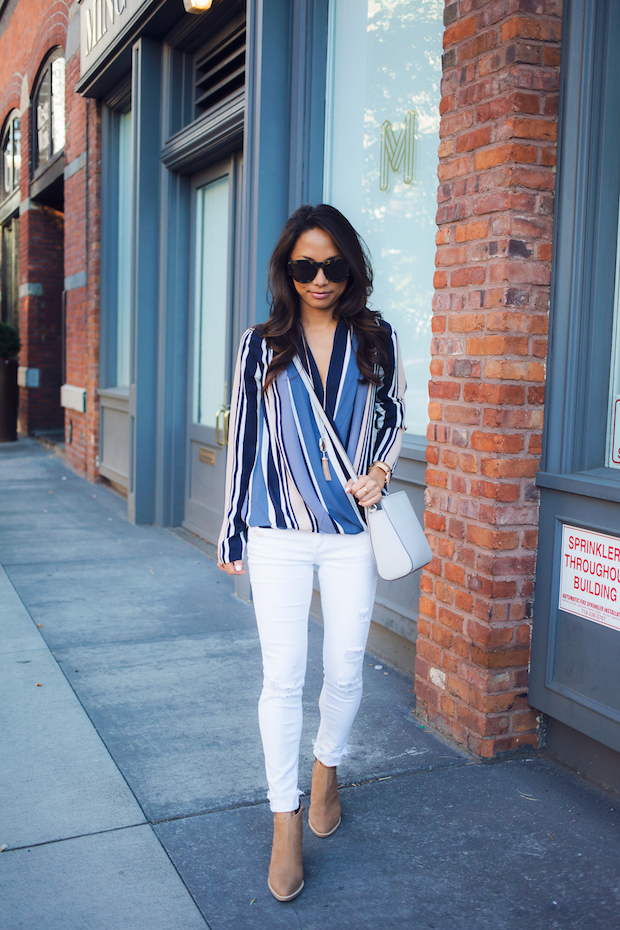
[246,526,378,812]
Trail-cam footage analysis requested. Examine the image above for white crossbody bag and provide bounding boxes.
[293,357,432,581]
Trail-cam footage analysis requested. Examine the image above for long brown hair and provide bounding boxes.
[259,204,389,390]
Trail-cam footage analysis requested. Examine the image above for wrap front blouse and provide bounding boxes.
[217,318,406,564]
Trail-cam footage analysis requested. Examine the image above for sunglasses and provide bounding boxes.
[287,258,350,284]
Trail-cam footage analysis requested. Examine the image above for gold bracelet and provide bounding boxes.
[370,461,391,481]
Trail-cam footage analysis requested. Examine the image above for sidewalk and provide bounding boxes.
[0,438,618,930]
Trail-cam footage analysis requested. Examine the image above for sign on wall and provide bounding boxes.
[80,0,148,76]
[559,524,620,632]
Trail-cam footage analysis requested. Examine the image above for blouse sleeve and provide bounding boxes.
[217,329,262,564]
[372,323,407,472]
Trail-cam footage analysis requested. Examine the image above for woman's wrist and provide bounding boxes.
[370,461,391,485]
[368,463,389,490]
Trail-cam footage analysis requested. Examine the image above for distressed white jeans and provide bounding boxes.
[246,526,378,813]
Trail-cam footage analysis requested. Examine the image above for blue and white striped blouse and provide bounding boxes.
[218,318,406,564]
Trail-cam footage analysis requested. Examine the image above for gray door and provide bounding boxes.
[184,154,242,543]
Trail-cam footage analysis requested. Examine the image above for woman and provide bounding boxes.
[218,204,405,901]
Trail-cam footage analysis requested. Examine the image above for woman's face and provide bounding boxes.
[289,228,348,321]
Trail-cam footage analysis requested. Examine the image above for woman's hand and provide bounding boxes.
[345,465,387,507]
[218,560,246,575]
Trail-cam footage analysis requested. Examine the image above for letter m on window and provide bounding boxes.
[380,111,415,192]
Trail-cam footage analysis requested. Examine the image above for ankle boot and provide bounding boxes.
[308,759,341,837]
[267,804,304,902]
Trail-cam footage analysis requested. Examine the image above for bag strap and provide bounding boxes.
[292,355,359,483]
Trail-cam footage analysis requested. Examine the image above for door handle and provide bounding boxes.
[215,406,230,446]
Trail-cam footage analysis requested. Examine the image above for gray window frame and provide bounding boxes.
[537,0,620,502]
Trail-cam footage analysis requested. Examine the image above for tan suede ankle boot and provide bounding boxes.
[308,759,341,837]
[267,804,304,902]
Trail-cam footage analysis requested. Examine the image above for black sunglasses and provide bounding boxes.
[287,258,350,284]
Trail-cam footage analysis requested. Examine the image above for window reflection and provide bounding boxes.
[34,52,65,171]
[2,113,21,200]
[116,110,132,388]
[2,125,11,197]
[606,207,620,468]
[36,70,51,168]
[324,0,443,437]
[51,58,66,154]
[12,119,21,184]
[193,175,230,427]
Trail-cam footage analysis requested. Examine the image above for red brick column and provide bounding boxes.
[63,46,101,481]
[85,95,101,484]
[415,0,562,757]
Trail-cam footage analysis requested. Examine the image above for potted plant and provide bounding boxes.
[0,321,20,442]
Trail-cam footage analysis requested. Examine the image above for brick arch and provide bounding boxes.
[27,32,69,180]
[25,0,69,89]
[28,35,68,99]
[0,87,22,133]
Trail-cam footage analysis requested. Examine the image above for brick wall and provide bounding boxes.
[416,0,562,757]
[1,1,69,434]
[83,96,101,483]
[0,0,101,477]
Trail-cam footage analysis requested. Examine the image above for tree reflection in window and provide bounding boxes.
[1,112,21,201]
[34,51,65,171]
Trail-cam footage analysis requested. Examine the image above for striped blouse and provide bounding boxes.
[217,318,406,564]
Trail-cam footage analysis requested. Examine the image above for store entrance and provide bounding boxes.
[183,153,242,544]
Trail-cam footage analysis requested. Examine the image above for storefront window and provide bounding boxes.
[116,109,132,387]
[0,217,20,329]
[34,51,65,171]
[606,203,620,468]
[193,174,230,427]
[324,0,443,438]
[1,112,21,200]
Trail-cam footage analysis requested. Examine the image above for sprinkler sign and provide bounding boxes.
[559,524,620,632]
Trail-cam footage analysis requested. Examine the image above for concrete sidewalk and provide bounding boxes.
[0,438,618,930]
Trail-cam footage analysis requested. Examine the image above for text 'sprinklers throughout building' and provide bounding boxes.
[1,0,619,790]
